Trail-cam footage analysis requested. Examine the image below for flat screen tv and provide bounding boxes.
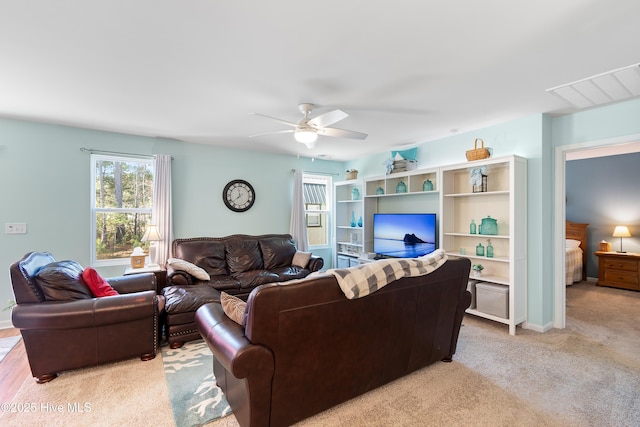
[373,213,437,258]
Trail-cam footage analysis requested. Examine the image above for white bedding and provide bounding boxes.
[566,246,583,285]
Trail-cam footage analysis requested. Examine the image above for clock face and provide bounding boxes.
[223,179,255,212]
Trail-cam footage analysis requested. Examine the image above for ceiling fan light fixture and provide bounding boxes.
[294,129,318,146]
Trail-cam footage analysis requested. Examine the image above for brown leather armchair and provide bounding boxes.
[10,252,163,383]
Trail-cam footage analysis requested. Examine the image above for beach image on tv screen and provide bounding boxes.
[373,213,436,258]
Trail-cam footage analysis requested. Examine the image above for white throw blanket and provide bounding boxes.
[327,249,448,299]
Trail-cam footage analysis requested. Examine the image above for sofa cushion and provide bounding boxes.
[206,276,242,292]
[174,240,228,276]
[81,267,119,297]
[220,292,247,325]
[259,236,297,270]
[234,270,280,289]
[35,260,93,301]
[292,251,311,268]
[168,258,211,281]
[163,285,221,316]
[226,239,264,274]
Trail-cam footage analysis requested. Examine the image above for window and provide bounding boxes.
[303,174,331,247]
[91,155,154,265]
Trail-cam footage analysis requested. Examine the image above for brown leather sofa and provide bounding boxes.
[195,256,471,427]
[163,234,324,348]
[10,252,163,383]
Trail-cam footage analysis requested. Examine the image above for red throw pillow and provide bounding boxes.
[81,267,119,297]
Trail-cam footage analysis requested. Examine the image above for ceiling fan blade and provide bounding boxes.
[317,127,368,140]
[308,109,348,129]
[249,129,295,138]
[249,112,298,128]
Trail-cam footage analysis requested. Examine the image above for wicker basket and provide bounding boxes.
[466,138,491,161]
[130,255,145,268]
[346,170,358,180]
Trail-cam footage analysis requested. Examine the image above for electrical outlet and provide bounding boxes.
[5,223,27,234]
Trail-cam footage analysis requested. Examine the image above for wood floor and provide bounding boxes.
[0,328,31,404]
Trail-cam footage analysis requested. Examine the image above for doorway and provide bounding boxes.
[553,135,640,328]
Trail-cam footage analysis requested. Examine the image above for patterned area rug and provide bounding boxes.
[0,335,21,363]
[162,340,232,427]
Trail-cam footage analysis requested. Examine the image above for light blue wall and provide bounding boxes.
[552,98,640,145]
[347,97,640,331]
[3,97,640,329]
[0,118,344,325]
[345,114,554,329]
[566,153,640,276]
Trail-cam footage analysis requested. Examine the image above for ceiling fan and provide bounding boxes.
[250,103,368,149]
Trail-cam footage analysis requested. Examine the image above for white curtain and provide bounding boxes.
[290,170,309,251]
[152,154,173,266]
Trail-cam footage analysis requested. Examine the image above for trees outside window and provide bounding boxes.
[91,155,154,265]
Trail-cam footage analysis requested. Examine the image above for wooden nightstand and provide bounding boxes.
[594,251,640,291]
[124,266,167,293]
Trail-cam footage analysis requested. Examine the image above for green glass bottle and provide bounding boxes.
[476,243,484,256]
[470,219,477,234]
[487,239,494,258]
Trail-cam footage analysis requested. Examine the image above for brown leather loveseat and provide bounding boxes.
[162,234,323,348]
[195,256,471,427]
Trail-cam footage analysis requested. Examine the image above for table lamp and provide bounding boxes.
[612,225,631,253]
[142,225,162,267]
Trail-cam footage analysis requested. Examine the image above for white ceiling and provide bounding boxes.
[1,1,639,161]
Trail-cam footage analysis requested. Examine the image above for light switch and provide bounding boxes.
[5,223,27,234]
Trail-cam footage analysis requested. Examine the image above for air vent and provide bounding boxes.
[547,63,640,109]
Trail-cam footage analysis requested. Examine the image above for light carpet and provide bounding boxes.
[2,282,638,426]
[0,340,232,427]
[0,335,21,363]
[206,282,640,427]
[1,352,174,427]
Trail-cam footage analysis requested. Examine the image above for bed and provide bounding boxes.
[566,220,588,285]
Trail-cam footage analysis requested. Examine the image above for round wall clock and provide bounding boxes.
[223,179,255,212]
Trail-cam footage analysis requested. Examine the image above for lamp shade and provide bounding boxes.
[612,225,631,238]
[142,225,162,242]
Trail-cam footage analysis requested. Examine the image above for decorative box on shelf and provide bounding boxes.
[392,159,417,173]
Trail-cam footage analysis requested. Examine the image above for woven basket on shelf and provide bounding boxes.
[465,138,491,161]
[346,170,358,180]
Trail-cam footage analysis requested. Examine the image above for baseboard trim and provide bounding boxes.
[522,321,554,333]
[0,319,15,330]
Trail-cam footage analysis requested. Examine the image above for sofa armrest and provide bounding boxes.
[196,303,274,379]
[196,302,274,427]
[12,290,158,330]
[166,265,193,286]
[108,273,157,294]
[307,255,324,272]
